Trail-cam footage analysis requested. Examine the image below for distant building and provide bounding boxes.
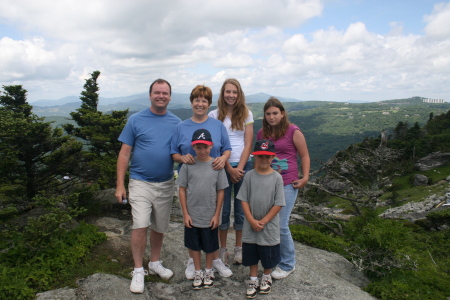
[382,112,390,115]
[423,98,445,103]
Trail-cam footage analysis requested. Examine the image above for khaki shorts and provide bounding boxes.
[129,178,174,232]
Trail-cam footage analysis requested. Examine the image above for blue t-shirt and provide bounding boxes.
[170,117,232,170]
[119,108,181,182]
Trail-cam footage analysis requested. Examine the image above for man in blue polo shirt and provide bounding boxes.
[115,78,181,294]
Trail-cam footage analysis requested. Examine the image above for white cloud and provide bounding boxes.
[0,0,449,102]
[0,37,71,81]
[424,2,450,39]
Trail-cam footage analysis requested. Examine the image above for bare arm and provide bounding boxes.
[291,129,310,189]
[179,186,193,228]
[258,206,282,227]
[226,123,254,183]
[210,189,224,229]
[115,143,132,203]
[212,150,231,170]
[241,201,264,232]
[172,153,195,165]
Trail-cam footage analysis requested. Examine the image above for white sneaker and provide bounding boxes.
[233,246,242,264]
[212,258,233,277]
[203,269,214,288]
[259,275,272,294]
[192,270,204,290]
[218,247,229,265]
[185,258,195,280]
[271,266,295,279]
[130,269,148,293]
[246,278,259,298]
[148,260,173,280]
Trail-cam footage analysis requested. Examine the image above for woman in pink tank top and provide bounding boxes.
[256,97,310,279]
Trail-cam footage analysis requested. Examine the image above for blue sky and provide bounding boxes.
[300,0,432,35]
[0,0,449,102]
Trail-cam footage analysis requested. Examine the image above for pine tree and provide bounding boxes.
[0,85,83,201]
[64,71,128,188]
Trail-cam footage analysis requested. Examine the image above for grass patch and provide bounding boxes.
[379,164,450,205]
[55,238,170,290]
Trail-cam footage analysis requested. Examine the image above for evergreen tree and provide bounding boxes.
[64,71,128,188]
[0,85,83,202]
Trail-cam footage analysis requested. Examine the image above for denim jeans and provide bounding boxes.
[219,161,252,231]
[278,184,298,271]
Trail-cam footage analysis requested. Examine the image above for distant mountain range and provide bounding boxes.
[30,92,366,117]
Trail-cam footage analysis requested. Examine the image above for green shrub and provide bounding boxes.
[365,268,450,300]
[0,192,106,300]
[290,224,347,255]
[426,209,450,229]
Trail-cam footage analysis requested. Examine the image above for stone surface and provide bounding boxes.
[379,193,450,222]
[413,174,429,186]
[36,217,374,300]
[414,152,450,171]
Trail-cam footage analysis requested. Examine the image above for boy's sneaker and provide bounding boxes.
[129,269,148,293]
[192,270,204,290]
[246,278,259,299]
[203,269,214,288]
[271,266,295,279]
[259,275,272,294]
[184,259,195,280]
[218,247,229,265]
[212,258,233,277]
[233,246,242,264]
[148,260,173,280]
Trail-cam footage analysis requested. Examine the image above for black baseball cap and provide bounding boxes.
[191,128,213,145]
[252,139,276,155]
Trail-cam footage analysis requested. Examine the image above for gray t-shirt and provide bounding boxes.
[176,158,229,228]
[237,170,285,246]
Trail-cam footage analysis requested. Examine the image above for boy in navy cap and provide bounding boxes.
[236,139,285,298]
[176,129,229,290]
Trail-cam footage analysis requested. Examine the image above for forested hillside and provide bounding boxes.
[110,98,448,171]
[44,96,450,172]
[293,107,450,299]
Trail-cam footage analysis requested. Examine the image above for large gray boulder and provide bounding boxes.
[36,218,374,300]
[321,178,347,193]
[413,174,429,186]
[414,152,450,171]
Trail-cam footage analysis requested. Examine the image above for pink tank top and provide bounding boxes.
[256,124,300,186]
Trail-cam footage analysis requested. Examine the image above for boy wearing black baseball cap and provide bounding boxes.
[236,139,286,298]
[176,129,229,290]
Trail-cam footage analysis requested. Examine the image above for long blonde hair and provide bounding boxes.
[217,78,248,131]
[261,97,290,140]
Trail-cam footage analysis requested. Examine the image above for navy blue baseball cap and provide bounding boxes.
[252,139,276,155]
[191,129,213,145]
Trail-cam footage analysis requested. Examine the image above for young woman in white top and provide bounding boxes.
[208,78,254,265]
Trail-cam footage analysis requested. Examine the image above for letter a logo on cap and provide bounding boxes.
[191,129,213,145]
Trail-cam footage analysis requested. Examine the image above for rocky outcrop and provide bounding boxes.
[414,152,450,171]
[413,174,429,186]
[379,193,449,222]
[321,178,347,193]
[36,216,374,300]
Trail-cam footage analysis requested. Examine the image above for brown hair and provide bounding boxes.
[149,78,171,95]
[261,97,290,140]
[216,78,248,131]
[189,85,213,105]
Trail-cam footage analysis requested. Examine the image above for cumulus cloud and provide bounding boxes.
[0,37,71,81]
[424,2,450,39]
[0,0,449,102]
